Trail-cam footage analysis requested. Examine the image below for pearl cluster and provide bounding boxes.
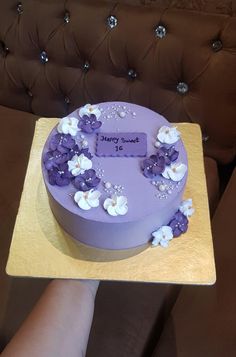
[78,133,88,148]
[101,104,136,122]
[103,181,125,195]
[152,179,180,199]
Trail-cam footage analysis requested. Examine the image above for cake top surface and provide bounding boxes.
[42,102,188,223]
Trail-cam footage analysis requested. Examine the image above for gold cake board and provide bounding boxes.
[6,119,216,285]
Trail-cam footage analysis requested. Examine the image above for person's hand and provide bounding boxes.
[1,279,100,357]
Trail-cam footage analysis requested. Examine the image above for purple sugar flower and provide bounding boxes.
[49,133,75,153]
[44,150,70,170]
[48,163,73,186]
[73,169,100,191]
[78,114,102,134]
[68,145,93,160]
[168,211,188,237]
[79,147,93,159]
[142,154,165,178]
[68,144,81,159]
[156,146,179,165]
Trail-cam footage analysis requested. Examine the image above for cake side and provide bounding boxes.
[42,102,193,250]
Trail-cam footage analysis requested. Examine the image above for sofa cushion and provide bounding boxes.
[204,156,219,216]
[152,168,236,357]
[87,282,181,357]
[0,1,236,163]
[0,105,39,350]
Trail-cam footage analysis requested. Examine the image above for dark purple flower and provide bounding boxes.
[49,133,75,153]
[156,146,179,165]
[68,145,93,160]
[44,150,70,170]
[141,154,165,178]
[168,211,188,237]
[73,169,100,191]
[48,163,73,186]
[79,148,93,159]
[78,114,102,134]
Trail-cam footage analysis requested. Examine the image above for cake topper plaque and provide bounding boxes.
[96,132,147,157]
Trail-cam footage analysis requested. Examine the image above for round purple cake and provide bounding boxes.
[42,102,189,250]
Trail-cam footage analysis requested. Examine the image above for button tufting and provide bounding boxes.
[211,39,222,52]
[64,96,70,104]
[177,82,188,94]
[154,25,167,39]
[83,61,90,72]
[27,89,33,97]
[64,11,70,23]
[128,69,137,80]
[107,15,118,29]
[0,41,9,57]
[40,51,48,64]
[202,134,209,142]
[17,2,23,14]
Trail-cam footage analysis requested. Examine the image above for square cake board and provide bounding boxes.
[6,119,216,285]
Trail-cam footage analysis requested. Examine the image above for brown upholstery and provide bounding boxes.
[204,156,219,215]
[0,1,235,356]
[0,0,235,164]
[0,105,41,350]
[152,168,236,357]
[87,282,181,357]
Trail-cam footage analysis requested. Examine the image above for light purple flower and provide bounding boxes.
[156,146,179,165]
[49,133,75,153]
[48,163,73,186]
[78,114,102,134]
[141,154,165,178]
[74,169,100,191]
[43,150,70,170]
[168,211,188,237]
[68,145,93,160]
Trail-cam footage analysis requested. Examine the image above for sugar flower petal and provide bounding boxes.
[157,126,180,144]
[162,162,187,182]
[73,169,100,191]
[152,226,173,248]
[57,117,80,136]
[168,211,188,237]
[68,154,92,176]
[142,154,165,178]
[156,145,179,165]
[47,163,72,187]
[179,198,195,217]
[103,195,128,216]
[74,189,101,210]
[78,114,102,134]
[79,104,101,119]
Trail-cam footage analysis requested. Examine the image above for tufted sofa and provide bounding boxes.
[0,1,236,356]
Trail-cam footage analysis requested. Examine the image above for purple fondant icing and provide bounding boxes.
[96,132,147,157]
[42,102,188,250]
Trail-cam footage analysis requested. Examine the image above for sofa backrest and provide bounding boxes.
[0,0,235,163]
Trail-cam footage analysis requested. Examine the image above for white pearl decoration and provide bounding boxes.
[158,184,166,192]
[105,182,112,189]
[154,141,161,148]
[81,139,88,148]
[118,111,126,118]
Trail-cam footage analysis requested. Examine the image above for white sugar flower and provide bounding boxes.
[179,198,195,217]
[151,226,173,248]
[157,125,180,144]
[57,116,80,136]
[79,104,101,119]
[162,162,187,182]
[68,154,92,176]
[74,189,101,210]
[103,195,128,216]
